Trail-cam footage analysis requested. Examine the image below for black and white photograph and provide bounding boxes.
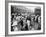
[8,2,44,35]
[11,5,41,31]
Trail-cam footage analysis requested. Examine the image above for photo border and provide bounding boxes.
[5,0,45,36]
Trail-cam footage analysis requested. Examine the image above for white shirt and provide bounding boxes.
[27,20,30,26]
[12,21,18,26]
[14,26,18,31]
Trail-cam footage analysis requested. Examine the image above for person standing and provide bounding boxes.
[26,15,31,30]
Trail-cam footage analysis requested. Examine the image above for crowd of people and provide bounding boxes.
[11,13,41,31]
